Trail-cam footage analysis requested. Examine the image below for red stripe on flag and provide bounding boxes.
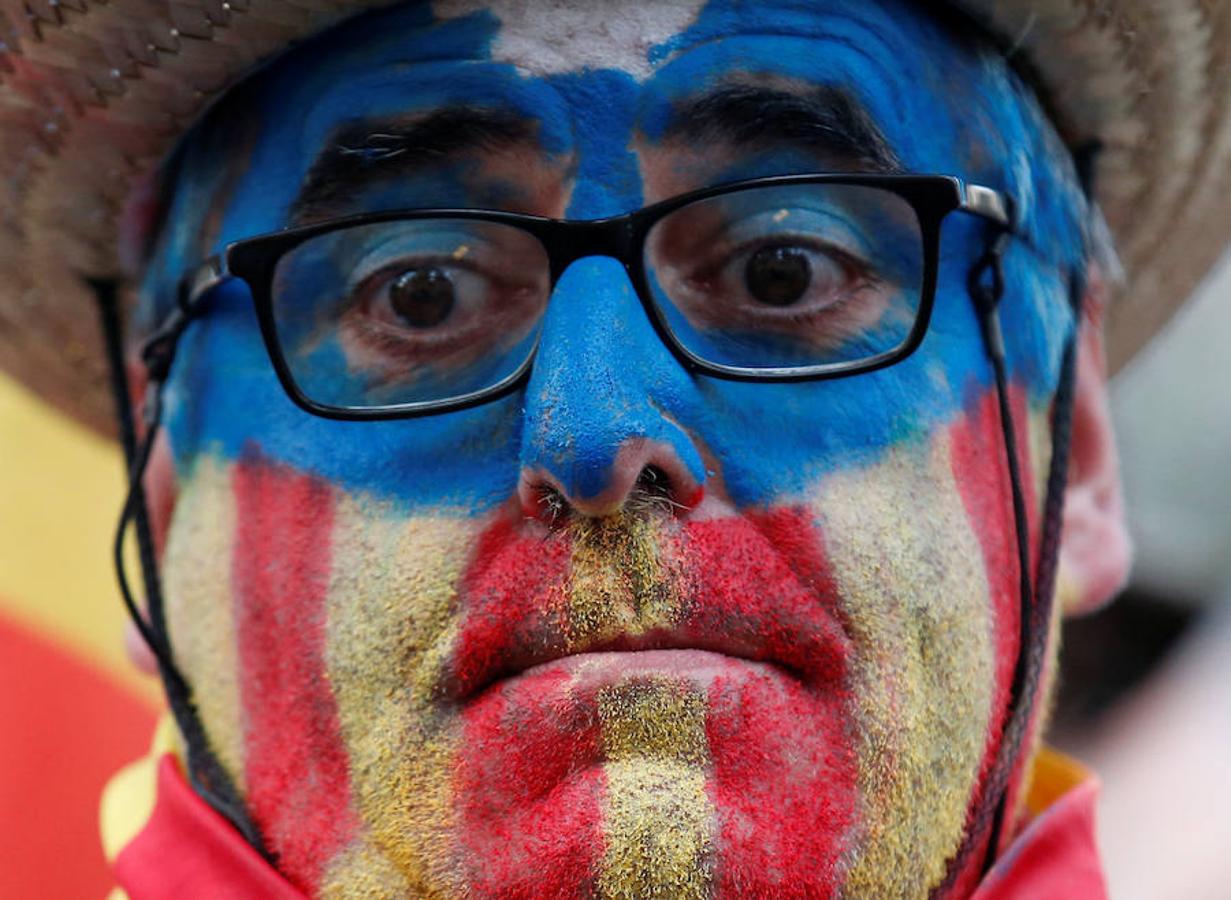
[0,610,158,899]
[232,457,359,892]
[678,508,850,694]
[448,516,573,698]
[949,387,1038,765]
[705,665,855,897]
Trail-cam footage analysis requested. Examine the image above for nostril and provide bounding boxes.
[518,440,705,523]
[531,482,571,528]
[626,464,695,517]
[638,465,673,497]
[522,465,691,526]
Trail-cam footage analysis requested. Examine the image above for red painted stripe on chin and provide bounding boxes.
[705,668,856,898]
[454,666,605,898]
[232,457,360,892]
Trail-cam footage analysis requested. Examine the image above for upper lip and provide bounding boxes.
[437,509,851,703]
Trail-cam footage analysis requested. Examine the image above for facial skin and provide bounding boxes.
[133,0,1130,896]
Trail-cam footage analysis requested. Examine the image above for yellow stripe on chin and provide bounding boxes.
[595,675,714,900]
[163,455,246,795]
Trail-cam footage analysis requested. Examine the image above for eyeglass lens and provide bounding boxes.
[268,183,925,410]
[644,183,924,371]
[271,220,551,409]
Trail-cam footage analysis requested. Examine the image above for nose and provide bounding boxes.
[518,256,707,523]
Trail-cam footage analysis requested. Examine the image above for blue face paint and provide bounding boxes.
[142,0,1085,511]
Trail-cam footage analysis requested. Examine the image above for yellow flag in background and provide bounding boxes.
[0,372,161,898]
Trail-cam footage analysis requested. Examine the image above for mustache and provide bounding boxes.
[436,501,852,703]
[533,465,692,525]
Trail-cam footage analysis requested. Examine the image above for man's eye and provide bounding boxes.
[744,243,853,308]
[713,239,870,314]
[746,245,810,306]
[386,267,457,328]
[356,260,491,333]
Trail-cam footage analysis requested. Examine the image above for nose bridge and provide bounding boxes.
[519,255,705,517]
[545,217,631,280]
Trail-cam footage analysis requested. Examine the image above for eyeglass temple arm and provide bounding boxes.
[183,253,229,309]
[960,183,1015,230]
[139,254,228,389]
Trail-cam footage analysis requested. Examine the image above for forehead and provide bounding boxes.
[432,0,710,79]
[306,0,955,74]
[243,0,979,167]
[174,0,1009,232]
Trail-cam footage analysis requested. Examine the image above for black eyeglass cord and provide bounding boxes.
[92,278,271,860]
[933,227,1084,893]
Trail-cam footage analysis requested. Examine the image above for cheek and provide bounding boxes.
[165,297,525,511]
[164,454,364,893]
[810,387,1036,895]
[163,451,493,895]
[948,386,1043,761]
[687,348,973,508]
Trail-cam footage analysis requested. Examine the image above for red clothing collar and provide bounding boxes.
[104,744,1106,898]
[973,749,1108,900]
[112,756,305,899]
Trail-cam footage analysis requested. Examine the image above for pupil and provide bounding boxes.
[389,268,455,328]
[745,246,811,306]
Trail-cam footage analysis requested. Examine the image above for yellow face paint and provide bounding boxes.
[322,499,473,894]
[163,455,246,792]
[818,431,995,895]
[596,675,713,899]
[160,405,1063,897]
[565,513,685,648]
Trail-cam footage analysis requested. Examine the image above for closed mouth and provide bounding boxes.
[456,633,812,703]
[435,505,852,706]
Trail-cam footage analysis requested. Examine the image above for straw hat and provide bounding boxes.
[0,0,1227,435]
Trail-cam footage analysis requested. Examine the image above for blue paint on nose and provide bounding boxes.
[520,256,706,503]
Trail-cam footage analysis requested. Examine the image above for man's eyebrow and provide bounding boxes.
[663,84,902,174]
[292,106,538,222]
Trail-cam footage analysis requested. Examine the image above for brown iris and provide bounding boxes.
[744,245,811,307]
[389,267,455,328]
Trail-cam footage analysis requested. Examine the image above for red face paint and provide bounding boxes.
[455,665,606,897]
[442,504,858,894]
[173,392,1038,897]
[231,457,360,893]
[447,509,851,701]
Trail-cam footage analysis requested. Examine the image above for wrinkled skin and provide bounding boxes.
[134,0,1126,896]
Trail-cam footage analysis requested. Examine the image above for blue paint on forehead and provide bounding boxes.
[548,70,643,218]
[146,0,1085,511]
[641,0,1086,266]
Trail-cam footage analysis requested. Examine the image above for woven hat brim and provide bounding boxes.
[0,0,1227,435]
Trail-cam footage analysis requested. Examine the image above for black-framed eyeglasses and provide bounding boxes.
[178,173,1013,420]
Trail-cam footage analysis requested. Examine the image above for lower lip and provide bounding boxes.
[492,648,793,697]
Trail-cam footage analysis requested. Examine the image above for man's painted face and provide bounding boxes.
[141,0,1086,895]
